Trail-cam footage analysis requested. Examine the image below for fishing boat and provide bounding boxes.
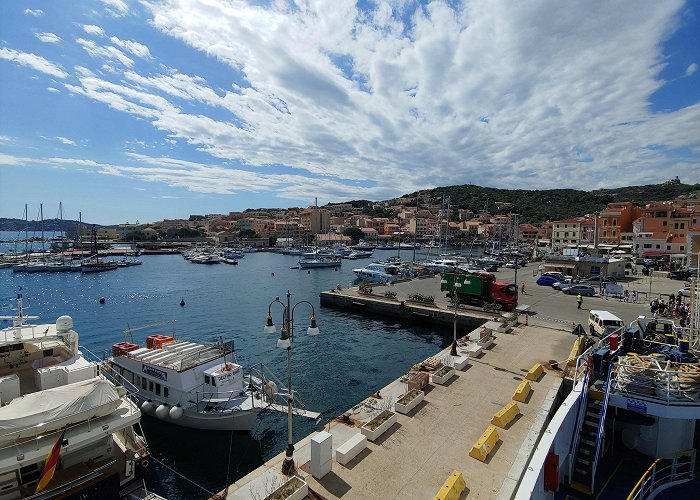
[108,326,320,431]
[0,289,158,498]
[81,225,118,273]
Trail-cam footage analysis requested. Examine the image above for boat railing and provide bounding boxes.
[177,341,233,371]
[627,449,695,500]
[590,362,613,492]
[249,362,312,414]
[82,346,141,398]
[568,363,590,481]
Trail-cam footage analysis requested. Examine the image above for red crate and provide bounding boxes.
[146,335,174,350]
[112,342,140,357]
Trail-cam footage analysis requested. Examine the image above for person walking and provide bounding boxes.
[576,293,583,309]
[521,282,526,295]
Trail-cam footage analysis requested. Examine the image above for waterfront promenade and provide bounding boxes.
[217,267,681,499]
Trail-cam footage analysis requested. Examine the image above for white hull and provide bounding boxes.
[142,403,261,431]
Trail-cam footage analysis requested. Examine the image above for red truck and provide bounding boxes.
[441,271,517,311]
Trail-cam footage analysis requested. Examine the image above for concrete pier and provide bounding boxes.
[217,319,574,499]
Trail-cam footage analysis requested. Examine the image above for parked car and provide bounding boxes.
[562,284,596,296]
[504,261,519,269]
[542,271,567,281]
[679,287,691,298]
[552,278,573,290]
[669,269,690,280]
[536,275,560,286]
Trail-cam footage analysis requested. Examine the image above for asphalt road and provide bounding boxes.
[386,263,693,331]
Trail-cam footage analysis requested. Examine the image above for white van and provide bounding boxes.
[588,310,625,337]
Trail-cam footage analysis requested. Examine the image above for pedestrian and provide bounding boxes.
[623,289,629,303]
[521,282,526,294]
[632,290,638,303]
[576,293,583,309]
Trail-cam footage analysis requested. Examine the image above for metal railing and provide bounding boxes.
[568,364,590,481]
[627,449,696,500]
[611,358,700,406]
[591,362,613,492]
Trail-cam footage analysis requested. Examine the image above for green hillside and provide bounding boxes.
[410,179,700,224]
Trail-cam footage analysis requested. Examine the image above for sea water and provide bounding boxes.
[0,239,459,498]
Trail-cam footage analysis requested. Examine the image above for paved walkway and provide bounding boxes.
[220,320,575,499]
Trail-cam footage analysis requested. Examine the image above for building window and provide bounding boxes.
[643,243,651,249]
[663,221,667,226]
[674,223,679,229]
[680,223,685,229]
[667,246,671,250]
[655,244,660,249]
[612,230,616,236]
[613,219,617,226]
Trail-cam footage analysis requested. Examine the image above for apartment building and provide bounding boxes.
[598,202,639,244]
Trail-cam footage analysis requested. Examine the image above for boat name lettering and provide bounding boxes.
[142,365,167,381]
[626,399,647,414]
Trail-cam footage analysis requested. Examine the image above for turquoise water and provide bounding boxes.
[0,242,455,498]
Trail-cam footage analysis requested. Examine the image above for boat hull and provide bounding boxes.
[143,405,261,431]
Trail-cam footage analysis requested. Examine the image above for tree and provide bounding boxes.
[239,229,258,238]
[343,227,364,244]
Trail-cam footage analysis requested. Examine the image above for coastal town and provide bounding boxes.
[45,188,699,275]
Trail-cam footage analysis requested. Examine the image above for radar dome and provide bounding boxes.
[56,316,73,332]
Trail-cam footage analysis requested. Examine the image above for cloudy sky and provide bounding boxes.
[1,0,699,225]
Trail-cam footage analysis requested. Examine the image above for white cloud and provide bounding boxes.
[0,135,12,143]
[109,36,152,59]
[83,25,105,36]
[10,0,698,203]
[47,87,60,93]
[687,63,698,77]
[56,136,77,145]
[24,9,44,16]
[0,48,68,78]
[76,38,134,67]
[35,32,62,44]
[100,0,129,17]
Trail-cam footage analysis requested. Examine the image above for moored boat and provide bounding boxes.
[0,289,158,498]
[108,328,320,431]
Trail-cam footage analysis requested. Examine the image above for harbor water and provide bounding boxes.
[0,236,469,498]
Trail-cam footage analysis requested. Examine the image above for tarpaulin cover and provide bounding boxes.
[0,378,121,443]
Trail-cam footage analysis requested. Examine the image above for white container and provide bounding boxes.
[453,356,470,370]
[311,431,332,479]
[431,367,455,385]
[394,390,424,415]
[264,476,308,500]
[361,410,397,442]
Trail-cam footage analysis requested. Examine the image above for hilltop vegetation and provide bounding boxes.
[407,179,700,223]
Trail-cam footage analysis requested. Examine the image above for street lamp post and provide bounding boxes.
[441,275,462,355]
[264,290,319,475]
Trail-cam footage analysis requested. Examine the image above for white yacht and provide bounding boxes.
[108,328,320,431]
[0,290,156,499]
[353,262,415,283]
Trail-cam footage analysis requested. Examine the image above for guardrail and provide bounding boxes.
[627,449,695,500]
[591,363,613,491]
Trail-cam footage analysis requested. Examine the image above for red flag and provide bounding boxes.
[35,429,66,493]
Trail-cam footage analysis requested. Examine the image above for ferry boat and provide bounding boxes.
[0,289,157,498]
[516,280,700,498]
[108,328,320,431]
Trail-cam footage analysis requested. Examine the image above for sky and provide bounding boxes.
[1,0,699,225]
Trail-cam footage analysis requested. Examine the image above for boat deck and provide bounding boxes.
[126,341,227,371]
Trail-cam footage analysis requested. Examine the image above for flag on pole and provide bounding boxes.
[35,429,66,494]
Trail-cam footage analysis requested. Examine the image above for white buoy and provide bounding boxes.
[169,404,184,419]
[155,404,170,419]
[141,400,154,414]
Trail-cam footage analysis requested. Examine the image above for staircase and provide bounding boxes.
[571,396,604,494]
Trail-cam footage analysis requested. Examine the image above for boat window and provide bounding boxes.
[141,377,147,390]
[155,383,161,396]
[136,376,141,386]
[43,349,53,357]
[149,381,154,392]
[204,375,211,385]
[164,387,169,398]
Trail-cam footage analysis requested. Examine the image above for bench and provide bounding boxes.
[336,433,367,465]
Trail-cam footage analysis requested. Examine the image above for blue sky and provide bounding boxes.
[1,0,699,225]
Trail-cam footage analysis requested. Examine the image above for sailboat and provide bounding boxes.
[81,225,118,273]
